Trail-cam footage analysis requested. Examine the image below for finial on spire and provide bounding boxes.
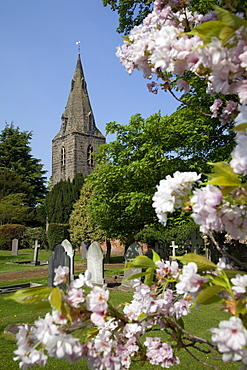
[76,41,81,54]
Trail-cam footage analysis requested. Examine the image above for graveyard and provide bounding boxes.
[0,251,240,370]
[0,239,243,369]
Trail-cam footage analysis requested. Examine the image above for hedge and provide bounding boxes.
[47,223,70,250]
[0,224,26,250]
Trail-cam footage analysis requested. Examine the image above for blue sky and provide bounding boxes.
[0,0,179,180]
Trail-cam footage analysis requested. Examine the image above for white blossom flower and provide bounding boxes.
[53,266,69,286]
[87,285,109,313]
[70,270,93,289]
[191,184,223,234]
[153,171,201,226]
[231,274,247,295]
[176,262,208,295]
[210,317,247,362]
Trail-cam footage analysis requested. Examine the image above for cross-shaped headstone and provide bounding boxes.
[31,240,40,266]
[170,241,178,258]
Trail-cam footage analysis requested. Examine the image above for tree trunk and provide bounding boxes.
[105,240,111,264]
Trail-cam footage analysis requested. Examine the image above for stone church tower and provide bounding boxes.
[52,54,105,185]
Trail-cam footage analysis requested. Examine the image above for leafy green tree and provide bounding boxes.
[102,0,153,34]
[83,108,234,245]
[0,193,30,225]
[0,123,47,208]
[69,181,112,261]
[102,0,247,35]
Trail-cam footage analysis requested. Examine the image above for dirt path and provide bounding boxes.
[0,264,124,283]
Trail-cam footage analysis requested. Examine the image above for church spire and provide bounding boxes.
[56,53,103,138]
[52,53,105,185]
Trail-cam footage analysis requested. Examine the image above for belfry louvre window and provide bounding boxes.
[87,145,93,167]
[61,146,66,171]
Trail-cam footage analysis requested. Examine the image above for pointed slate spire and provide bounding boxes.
[55,53,104,138]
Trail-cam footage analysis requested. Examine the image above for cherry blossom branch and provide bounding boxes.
[168,87,212,117]
[163,314,217,350]
[208,231,247,269]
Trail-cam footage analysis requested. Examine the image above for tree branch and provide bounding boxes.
[184,347,220,370]
[208,231,247,269]
[168,87,212,117]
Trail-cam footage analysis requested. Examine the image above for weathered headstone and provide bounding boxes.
[11,238,18,256]
[87,241,104,285]
[61,239,74,281]
[170,241,178,259]
[191,231,203,254]
[81,241,90,259]
[48,244,71,288]
[121,242,143,289]
[31,240,40,266]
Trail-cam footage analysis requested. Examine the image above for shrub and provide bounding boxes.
[22,227,48,250]
[47,223,70,250]
[0,224,26,250]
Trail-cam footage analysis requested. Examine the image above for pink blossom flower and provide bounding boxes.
[177,79,190,93]
[66,287,85,308]
[153,171,201,226]
[210,317,247,362]
[70,270,92,289]
[155,259,179,279]
[220,202,247,241]
[87,285,109,313]
[176,262,208,295]
[53,266,69,286]
[144,337,180,367]
[210,98,223,118]
[173,299,191,320]
[231,274,247,295]
[217,257,233,270]
[236,80,247,104]
[191,184,223,234]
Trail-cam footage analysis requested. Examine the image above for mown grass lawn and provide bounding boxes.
[0,249,240,370]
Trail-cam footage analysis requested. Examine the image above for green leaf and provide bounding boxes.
[144,267,155,286]
[125,255,156,269]
[194,285,224,305]
[224,269,247,279]
[152,249,161,263]
[211,275,228,288]
[214,6,247,30]
[123,271,152,281]
[233,123,247,131]
[206,176,241,186]
[176,253,216,272]
[219,26,235,45]
[205,162,241,187]
[8,286,52,304]
[187,21,224,43]
[49,287,62,312]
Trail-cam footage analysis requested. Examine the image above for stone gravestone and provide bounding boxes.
[81,241,90,259]
[31,240,40,266]
[170,241,178,259]
[191,231,203,254]
[87,242,104,285]
[11,238,18,256]
[61,239,74,282]
[121,242,143,289]
[48,244,71,288]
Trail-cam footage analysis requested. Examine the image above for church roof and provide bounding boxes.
[54,54,105,139]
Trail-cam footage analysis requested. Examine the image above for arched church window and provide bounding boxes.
[87,145,94,167]
[61,146,66,172]
[88,112,93,133]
